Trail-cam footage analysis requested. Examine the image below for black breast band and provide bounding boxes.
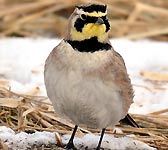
[66,37,112,52]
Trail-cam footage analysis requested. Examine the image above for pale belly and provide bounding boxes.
[45,65,125,129]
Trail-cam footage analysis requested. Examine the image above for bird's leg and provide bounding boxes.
[96,128,106,150]
[66,125,78,150]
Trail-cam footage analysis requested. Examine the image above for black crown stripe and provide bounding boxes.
[76,4,106,13]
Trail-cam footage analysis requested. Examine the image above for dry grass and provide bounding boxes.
[0,0,168,40]
[0,87,168,149]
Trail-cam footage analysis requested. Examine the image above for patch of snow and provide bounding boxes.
[111,39,168,114]
[0,126,155,150]
[63,133,155,150]
[0,126,56,150]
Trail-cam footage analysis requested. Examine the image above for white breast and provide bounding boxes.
[44,40,125,128]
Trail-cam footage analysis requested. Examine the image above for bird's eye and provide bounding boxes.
[80,14,87,20]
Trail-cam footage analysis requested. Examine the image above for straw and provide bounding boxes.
[0,0,167,40]
[0,87,168,149]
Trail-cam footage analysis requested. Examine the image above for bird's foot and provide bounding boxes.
[95,147,101,150]
[95,147,104,150]
[65,141,77,150]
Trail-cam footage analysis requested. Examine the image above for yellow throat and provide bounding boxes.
[71,23,108,42]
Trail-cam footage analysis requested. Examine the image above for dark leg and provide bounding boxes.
[66,125,78,150]
[96,128,106,150]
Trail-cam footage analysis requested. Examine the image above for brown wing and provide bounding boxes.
[112,50,134,114]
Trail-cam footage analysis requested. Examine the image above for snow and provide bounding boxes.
[111,39,168,114]
[0,37,168,149]
[64,134,155,150]
[0,126,155,150]
[0,126,56,150]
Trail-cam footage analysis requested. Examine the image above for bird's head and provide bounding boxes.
[66,4,110,43]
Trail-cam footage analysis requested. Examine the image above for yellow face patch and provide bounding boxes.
[71,23,108,42]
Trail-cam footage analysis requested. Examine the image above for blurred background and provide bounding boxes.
[0,1,168,149]
[0,0,168,40]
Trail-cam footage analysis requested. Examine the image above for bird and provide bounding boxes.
[44,3,138,150]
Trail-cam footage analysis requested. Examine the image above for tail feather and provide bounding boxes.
[120,114,139,128]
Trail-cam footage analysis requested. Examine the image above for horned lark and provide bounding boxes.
[44,3,138,150]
